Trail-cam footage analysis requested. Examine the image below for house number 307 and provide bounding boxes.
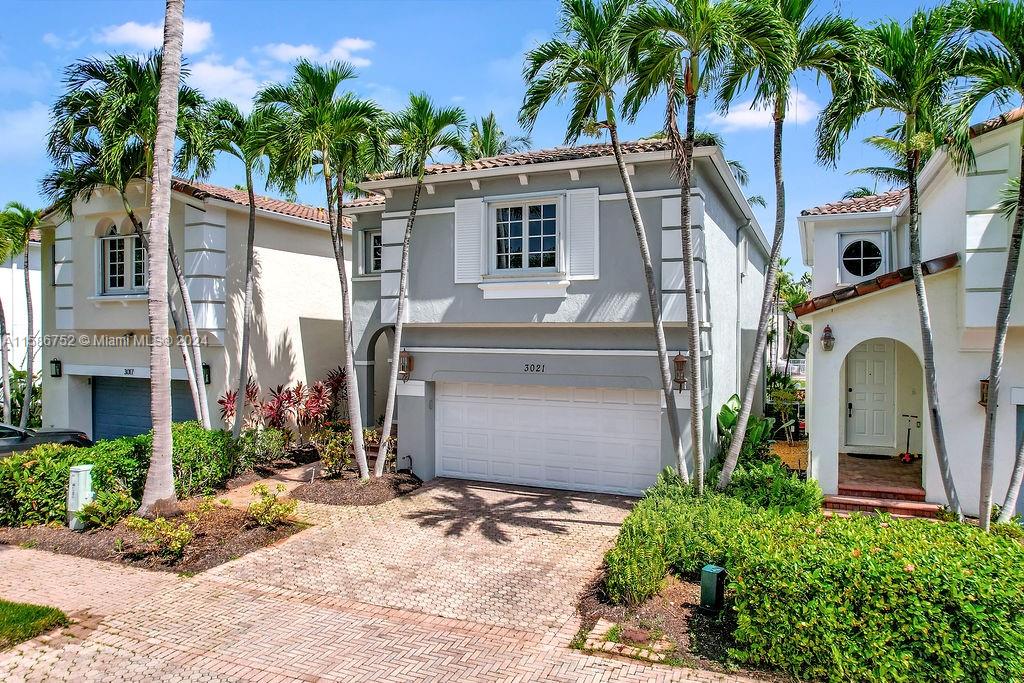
[523,363,545,373]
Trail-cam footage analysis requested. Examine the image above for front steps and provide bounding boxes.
[824,483,941,519]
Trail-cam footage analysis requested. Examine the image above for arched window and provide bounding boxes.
[100,223,147,294]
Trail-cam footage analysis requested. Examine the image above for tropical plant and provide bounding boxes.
[519,0,689,480]
[0,203,38,429]
[137,0,185,518]
[715,394,777,471]
[375,93,469,477]
[955,0,1024,527]
[257,59,387,479]
[622,0,790,493]
[816,6,969,518]
[715,0,863,490]
[7,366,41,429]
[841,185,875,199]
[466,111,532,159]
[246,483,296,527]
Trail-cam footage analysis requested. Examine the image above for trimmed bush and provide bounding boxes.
[0,444,82,527]
[136,422,235,497]
[235,427,286,470]
[724,460,823,514]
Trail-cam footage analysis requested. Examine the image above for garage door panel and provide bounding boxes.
[92,377,197,440]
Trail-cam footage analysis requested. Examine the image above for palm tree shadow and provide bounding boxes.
[404,480,632,544]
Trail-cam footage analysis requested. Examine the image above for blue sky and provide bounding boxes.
[0,0,998,272]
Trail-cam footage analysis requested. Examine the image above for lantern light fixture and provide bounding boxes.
[820,324,836,352]
[979,378,990,407]
[398,349,413,382]
[49,358,63,378]
[202,362,211,385]
[673,351,688,391]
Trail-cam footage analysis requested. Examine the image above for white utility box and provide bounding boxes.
[67,464,94,531]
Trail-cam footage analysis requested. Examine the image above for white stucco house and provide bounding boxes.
[0,231,41,372]
[796,107,1024,518]
[39,179,356,440]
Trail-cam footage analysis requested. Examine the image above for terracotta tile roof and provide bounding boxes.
[28,229,41,243]
[800,189,906,217]
[793,253,959,317]
[371,139,681,180]
[971,106,1024,138]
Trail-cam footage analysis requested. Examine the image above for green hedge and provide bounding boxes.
[603,474,1024,682]
[0,422,236,527]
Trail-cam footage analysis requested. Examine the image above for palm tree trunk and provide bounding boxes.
[331,170,369,479]
[138,0,183,518]
[995,140,1024,524]
[375,174,424,477]
[907,147,962,520]
[608,119,688,482]
[0,298,10,423]
[232,166,257,439]
[718,111,787,489]
[167,233,210,429]
[18,245,33,429]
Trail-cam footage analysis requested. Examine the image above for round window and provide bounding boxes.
[842,240,882,277]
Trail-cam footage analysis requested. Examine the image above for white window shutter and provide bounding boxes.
[453,197,485,283]
[567,187,599,280]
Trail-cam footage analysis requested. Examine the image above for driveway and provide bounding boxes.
[0,478,751,682]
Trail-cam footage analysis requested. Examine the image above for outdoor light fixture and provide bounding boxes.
[202,362,211,386]
[979,378,990,407]
[673,351,688,391]
[820,324,836,352]
[398,349,413,382]
[49,358,62,378]
[700,564,726,613]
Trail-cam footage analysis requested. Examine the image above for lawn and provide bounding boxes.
[0,600,68,649]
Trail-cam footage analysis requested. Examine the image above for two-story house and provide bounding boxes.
[39,179,354,440]
[347,140,768,495]
[796,108,1024,518]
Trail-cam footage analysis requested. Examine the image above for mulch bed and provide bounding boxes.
[224,445,321,491]
[290,470,421,506]
[0,499,305,574]
[578,574,792,681]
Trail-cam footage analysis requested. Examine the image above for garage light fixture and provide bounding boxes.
[49,358,62,378]
[673,352,688,391]
[202,362,211,385]
[979,378,989,407]
[398,350,413,383]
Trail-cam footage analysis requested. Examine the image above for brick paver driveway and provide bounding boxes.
[0,478,751,682]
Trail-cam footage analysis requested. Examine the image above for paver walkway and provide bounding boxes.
[0,477,753,682]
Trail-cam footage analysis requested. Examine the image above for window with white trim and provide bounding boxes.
[838,231,888,284]
[364,230,382,273]
[101,226,147,294]
[492,200,558,273]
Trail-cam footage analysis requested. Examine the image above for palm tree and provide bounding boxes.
[466,112,532,159]
[46,51,212,428]
[955,0,1024,526]
[257,60,385,479]
[0,220,19,422]
[842,185,876,199]
[622,0,789,493]
[138,0,184,518]
[520,0,689,480]
[715,0,864,489]
[374,93,468,477]
[817,7,968,518]
[0,203,39,429]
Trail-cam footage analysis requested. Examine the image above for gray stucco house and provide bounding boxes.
[347,139,768,495]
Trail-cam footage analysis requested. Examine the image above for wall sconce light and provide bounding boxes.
[49,358,62,378]
[202,362,211,386]
[820,324,836,352]
[398,349,413,382]
[979,378,990,407]
[673,351,688,391]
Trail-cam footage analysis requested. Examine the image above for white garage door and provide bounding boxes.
[435,382,662,495]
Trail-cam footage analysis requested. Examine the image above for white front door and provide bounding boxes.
[434,382,662,495]
[845,339,895,449]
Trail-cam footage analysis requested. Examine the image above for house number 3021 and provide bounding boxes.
[523,363,546,373]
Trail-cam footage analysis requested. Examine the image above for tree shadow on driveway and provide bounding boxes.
[404,479,634,544]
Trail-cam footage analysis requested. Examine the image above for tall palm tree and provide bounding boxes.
[817,7,969,518]
[622,0,789,493]
[715,0,864,489]
[466,112,532,159]
[520,0,690,480]
[842,186,876,199]
[138,0,184,518]
[46,51,211,428]
[0,203,39,429]
[257,60,385,479]
[955,0,1024,526]
[0,221,18,422]
[374,93,468,477]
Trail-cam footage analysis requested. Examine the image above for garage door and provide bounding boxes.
[435,382,662,495]
[92,376,198,440]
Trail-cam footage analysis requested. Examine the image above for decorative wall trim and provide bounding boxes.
[65,363,190,381]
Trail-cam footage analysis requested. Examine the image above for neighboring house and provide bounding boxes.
[796,108,1024,517]
[0,230,41,372]
[39,179,353,440]
[348,140,768,495]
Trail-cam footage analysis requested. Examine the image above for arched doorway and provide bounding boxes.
[365,326,394,427]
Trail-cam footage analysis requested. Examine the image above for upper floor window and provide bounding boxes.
[493,200,558,272]
[839,232,888,283]
[101,225,147,294]
[364,231,382,273]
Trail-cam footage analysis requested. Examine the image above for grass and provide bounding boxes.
[0,600,68,649]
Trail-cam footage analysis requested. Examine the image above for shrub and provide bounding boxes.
[76,489,136,529]
[724,460,823,514]
[125,500,214,559]
[136,422,235,497]
[715,394,776,471]
[0,443,82,526]
[312,428,351,477]
[247,483,297,527]
[235,427,286,470]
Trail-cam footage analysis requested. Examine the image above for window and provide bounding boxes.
[101,226,147,294]
[494,200,558,272]
[842,239,883,277]
[364,231,382,273]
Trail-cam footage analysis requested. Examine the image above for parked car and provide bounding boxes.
[0,423,91,456]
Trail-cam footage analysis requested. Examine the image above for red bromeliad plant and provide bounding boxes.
[218,379,260,430]
[298,381,332,432]
[261,385,294,432]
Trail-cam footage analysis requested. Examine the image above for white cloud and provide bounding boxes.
[261,37,374,68]
[42,32,85,50]
[189,57,261,111]
[705,91,820,132]
[0,102,50,161]
[0,62,51,96]
[95,17,213,55]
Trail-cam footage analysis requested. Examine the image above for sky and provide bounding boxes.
[0,0,1003,273]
